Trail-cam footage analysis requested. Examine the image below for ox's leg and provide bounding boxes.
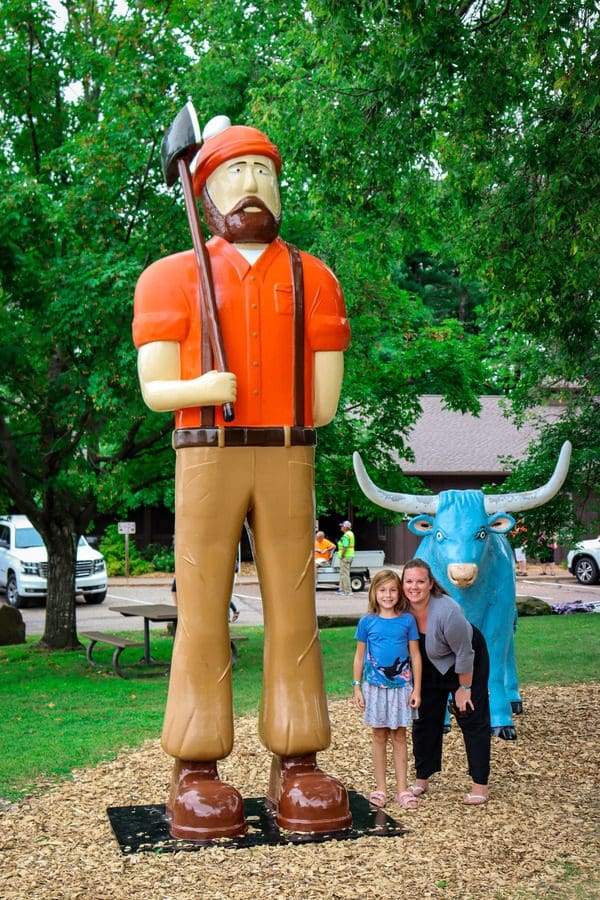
[443,699,452,734]
[506,608,523,715]
[484,622,517,740]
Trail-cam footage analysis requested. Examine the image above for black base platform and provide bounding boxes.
[107,791,406,854]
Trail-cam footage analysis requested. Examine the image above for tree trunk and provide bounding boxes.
[40,526,80,650]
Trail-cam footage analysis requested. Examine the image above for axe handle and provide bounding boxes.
[178,158,235,423]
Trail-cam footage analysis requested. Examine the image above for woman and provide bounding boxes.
[401,558,491,806]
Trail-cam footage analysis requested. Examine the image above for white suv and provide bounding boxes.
[0,515,107,608]
[567,536,600,585]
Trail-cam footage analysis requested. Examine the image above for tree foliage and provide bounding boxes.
[243,0,599,524]
[1,0,597,647]
[0,1,197,646]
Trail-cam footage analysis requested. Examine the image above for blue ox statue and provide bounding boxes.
[353,441,571,740]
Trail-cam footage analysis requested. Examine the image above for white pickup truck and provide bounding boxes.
[315,550,385,592]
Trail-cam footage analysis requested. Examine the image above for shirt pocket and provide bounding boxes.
[274,283,293,315]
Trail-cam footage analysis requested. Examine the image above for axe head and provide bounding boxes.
[161,101,202,187]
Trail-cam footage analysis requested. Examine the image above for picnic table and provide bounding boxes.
[81,602,247,677]
[109,603,177,665]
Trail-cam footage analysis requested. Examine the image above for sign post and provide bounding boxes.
[117,522,136,577]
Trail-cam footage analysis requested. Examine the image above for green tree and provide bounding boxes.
[1,0,492,640]
[5,0,594,655]
[0,1,198,647]
[393,250,485,330]
[235,2,489,516]
[243,0,598,524]
[0,0,331,648]
[433,1,600,531]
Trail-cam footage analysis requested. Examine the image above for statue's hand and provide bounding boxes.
[137,343,237,412]
[195,370,237,405]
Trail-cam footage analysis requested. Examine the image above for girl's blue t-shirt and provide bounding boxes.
[355,612,419,688]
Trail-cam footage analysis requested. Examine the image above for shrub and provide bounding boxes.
[150,546,175,573]
[99,524,154,576]
[516,597,553,616]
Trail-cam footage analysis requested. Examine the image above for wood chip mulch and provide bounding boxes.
[0,684,598,899]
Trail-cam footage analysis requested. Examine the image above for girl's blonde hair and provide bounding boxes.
[367,569,409,614]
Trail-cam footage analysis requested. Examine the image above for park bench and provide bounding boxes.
[81,630,248,676]
[80,631,145,678]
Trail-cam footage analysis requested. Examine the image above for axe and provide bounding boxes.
[161,101,234,422]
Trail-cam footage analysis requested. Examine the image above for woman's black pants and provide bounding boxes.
[412,626,491,785]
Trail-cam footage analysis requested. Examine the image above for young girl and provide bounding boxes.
[353,569,422,810]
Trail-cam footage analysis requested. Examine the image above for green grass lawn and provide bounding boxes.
[1,614,598,803]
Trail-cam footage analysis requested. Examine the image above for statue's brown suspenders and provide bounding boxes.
[287,243,305,428]
[200,301,215,427]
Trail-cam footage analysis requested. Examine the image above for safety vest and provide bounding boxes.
[338,530,355,559]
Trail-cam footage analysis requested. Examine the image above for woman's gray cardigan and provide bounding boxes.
[424,593,474,675]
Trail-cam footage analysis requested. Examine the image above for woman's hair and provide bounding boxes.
[400,557,445,598]
[367,569,409,614]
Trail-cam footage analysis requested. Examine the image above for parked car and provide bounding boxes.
[567,536,600,585]
[0,515,107,608]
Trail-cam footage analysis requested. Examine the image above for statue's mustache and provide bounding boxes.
[228,196,272,215]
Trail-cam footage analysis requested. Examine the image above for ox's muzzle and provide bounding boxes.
[448,563,478,588]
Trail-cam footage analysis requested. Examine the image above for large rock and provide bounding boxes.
[0,604,26,644]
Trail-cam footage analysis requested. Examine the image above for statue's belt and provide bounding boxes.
[173,426,316,449]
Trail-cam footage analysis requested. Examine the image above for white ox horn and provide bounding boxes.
[353,440,572,518]
[483,440,572,514]
[352,451,439,515]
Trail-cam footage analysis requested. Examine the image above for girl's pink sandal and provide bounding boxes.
[368,790,387,808]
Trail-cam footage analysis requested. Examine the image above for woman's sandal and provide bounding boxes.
[408,783,428,798]
[396,790,419,810]
[463,793,488,806]
[368,790,387,808]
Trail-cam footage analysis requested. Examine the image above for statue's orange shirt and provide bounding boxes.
[133,237,350,429]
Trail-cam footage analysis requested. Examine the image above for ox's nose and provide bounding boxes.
[448,563,478,587]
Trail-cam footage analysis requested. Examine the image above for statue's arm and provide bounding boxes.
[137,340,236,412]
[313,351,344,427]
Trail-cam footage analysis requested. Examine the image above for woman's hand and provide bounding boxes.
[353,685,365,711]
[455,688,474,714]
[409,689,421,709]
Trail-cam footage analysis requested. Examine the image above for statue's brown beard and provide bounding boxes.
[201,187,281,244]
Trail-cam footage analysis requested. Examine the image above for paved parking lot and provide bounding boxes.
[4,579,370,636]
[4,567,600,637]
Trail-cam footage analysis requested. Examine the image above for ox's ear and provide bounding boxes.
[487,513,515,534]
[408,514,435,535]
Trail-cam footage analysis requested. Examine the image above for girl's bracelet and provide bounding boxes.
[352,680,361,687]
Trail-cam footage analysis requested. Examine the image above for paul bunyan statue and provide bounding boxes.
[133,105,351,840]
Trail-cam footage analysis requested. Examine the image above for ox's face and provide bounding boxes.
[407,491,515,588]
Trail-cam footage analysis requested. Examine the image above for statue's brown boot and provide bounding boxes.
[267,753,352,833]
[167,759,246,841]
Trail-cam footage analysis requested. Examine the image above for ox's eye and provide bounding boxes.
[435,530,444,541]
[475,528,488,541]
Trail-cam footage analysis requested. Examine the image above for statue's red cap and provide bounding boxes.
[192,123,282,196]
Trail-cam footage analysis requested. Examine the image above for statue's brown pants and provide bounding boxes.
[161,444,331,761]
